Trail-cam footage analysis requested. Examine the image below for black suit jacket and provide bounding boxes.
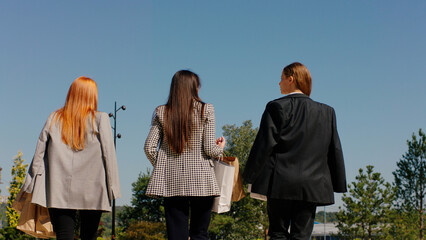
[243,94,347,206]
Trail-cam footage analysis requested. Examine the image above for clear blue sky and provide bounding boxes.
[1,1,425,211]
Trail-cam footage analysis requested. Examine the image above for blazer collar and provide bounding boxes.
[276,93,309,101]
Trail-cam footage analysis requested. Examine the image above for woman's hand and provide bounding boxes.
[216,136,226,149]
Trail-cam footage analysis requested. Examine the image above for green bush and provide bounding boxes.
[119,221,166,240]
[0,227,36,240]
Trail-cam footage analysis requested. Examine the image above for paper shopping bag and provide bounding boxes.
[212,160,235,213]
[13,191,55,239]
[222,156,246,202]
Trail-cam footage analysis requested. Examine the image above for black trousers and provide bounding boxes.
[164,196,215,240]
[48,208,102,240]
[267,199,317,240]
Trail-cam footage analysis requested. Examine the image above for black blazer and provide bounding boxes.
[243,94,347,206]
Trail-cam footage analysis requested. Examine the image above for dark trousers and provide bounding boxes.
[48,208,102,240]
[164,196,215,240]
[267,199,317,240]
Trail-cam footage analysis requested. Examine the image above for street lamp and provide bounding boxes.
[324,206,326,240]
[109,101,126,239]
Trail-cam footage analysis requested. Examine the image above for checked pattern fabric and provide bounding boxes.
[144,102,223,198]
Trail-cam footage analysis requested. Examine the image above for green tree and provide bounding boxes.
[117,169,165,232]
[222,120,258,171]
[6,152,28,228]
[385,209,418,239]
[209,120,269,239]
[337,165,395,239]
[393,128,425,240]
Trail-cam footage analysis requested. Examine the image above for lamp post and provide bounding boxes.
[324,206,326,240]
[109,101,126,239]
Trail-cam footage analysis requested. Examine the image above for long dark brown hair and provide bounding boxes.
[164,70,205,154]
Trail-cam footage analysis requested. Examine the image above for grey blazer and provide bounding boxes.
[17,112,121,211]
[144,102,223,197]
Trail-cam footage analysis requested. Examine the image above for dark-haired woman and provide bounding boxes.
[243,62,347,239]
[144,70,226,239]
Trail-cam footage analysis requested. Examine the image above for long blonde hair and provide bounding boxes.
[52,76,98,151]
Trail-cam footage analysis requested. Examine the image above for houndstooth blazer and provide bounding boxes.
[15,112,121,212]
[144,102,223,198]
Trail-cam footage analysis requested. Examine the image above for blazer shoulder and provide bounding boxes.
[45,112,56,127]
[95,112,110,123]
[154,105,166,112]
[41,112,63,135]
[204,102,214,112]
[271,95,290,103]
[96,111,109,118]
[264,100,283,113]
[148,105,166,125]
[192,102,214,115]
[267,95,299,109]
[156,105,166,111]
[270,94,309,103]
[154,105,166,118]
[314,100,335,112]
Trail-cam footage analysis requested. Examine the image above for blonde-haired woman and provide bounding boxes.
[18,77,121,240]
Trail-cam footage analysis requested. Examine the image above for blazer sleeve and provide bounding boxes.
[144,108,162,166]
[99,112,122,200]
[21,114,52,194]
[202,104,223,159]
[327,108,347,193]
[243,101,282,183]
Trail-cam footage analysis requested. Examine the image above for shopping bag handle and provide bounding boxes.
[217,152,236,162]
[222,156,236,163]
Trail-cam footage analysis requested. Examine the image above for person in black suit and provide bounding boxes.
[243,62,347,240]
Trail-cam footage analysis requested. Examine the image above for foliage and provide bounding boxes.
[222,120,258,170]
[209,120,268,239]
[117,169,164,230]
[97,218,106,238]
[208,214,234,238]
[99,213,111,238]
[0,203,7,228]
[315,211,338,223]
[384,209,418,239]
[210,195,268,240]
[0,227,35,240]
[6,151,28,228]
[118,221,166,240]
[99,206,123,238]
[337,165,395,239]
[393,128,425,240]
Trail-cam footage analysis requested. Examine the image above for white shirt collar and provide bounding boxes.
[286,92,304,96]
